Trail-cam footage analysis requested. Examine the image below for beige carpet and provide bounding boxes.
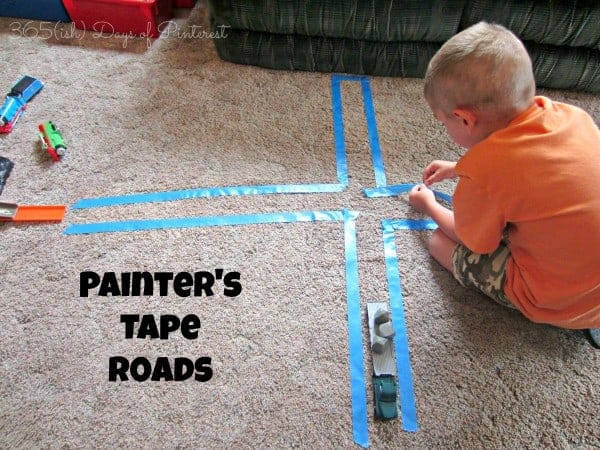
[0,3,598,449]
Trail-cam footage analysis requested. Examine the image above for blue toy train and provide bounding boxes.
[0,75,44,133]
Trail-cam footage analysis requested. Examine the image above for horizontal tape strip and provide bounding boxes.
[382,218,438,231]
[64,210,357,235]
[72,183,346,209]
[333,74,368,82]
[364,183,453,204]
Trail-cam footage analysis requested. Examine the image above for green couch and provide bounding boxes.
[208,0,600,92]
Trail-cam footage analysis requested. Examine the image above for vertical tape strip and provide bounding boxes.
[360,78,386,187]
[344,210,369,447]
[332,75,349,185]
[381,220,420,432]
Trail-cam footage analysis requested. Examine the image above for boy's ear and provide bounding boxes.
[452,107,477,132]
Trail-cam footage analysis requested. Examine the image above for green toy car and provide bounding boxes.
[373,374,398,420]
[38,120,66,161]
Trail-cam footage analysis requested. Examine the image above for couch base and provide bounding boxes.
[214,26,600,92]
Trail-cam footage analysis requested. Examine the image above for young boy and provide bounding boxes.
[408,22,600,344]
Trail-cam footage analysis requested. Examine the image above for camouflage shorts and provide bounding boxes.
[451,243,516,309]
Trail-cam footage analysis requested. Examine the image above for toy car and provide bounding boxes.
[0,75,44,133]
[373,375,398,420]
[38,121,66,161]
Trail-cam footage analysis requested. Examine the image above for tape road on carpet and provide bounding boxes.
[63,210,349,235]
[344,210,370,447]
[360,77,387,188]
[65,73,432,443]
[72,75,359,210]
[64,209,370,447]
[381,218,437,432]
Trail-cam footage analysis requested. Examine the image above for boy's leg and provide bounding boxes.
[426,211,513,308]
[428,228,458,272]
[432,228,598,347]
[451,241,515,308]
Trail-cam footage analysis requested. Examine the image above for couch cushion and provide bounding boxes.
[461,0,600,50]
[209,0,466,43]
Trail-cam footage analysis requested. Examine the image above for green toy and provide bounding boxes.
[373,375,399,420]
[38,120,66,161]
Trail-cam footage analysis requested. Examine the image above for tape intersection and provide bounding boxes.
[64,74,449,446]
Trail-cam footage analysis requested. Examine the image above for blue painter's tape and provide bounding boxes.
[65,207,368,446]
[381,220,420,432]
[360,78,386,188]
[72,183,346,209]
[333,74,368,82]
[383,218,438,231]
[364,183,453,204]
[72,76,352,210]
[64,210,348,235]
[343,210,369,448]
[364,183,413,197]
[331,75,349,185]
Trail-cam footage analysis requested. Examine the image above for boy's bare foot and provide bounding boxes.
[584,329,600,349]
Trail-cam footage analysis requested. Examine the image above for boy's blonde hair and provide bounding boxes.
[424,22,535,120]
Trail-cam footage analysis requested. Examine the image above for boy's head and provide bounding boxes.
[424,22,536,148]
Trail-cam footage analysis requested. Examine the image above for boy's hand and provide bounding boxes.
[408,184,437,214]
[423,160,457,186]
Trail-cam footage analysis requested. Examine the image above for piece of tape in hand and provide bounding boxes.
[364,183,453,204]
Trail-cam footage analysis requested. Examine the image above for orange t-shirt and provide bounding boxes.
[454,96,600,329]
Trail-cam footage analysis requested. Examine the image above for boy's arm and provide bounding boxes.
[409,185,461,244]
[423,160,457,186]
[427,199,461,244]
[453,179,506,254]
